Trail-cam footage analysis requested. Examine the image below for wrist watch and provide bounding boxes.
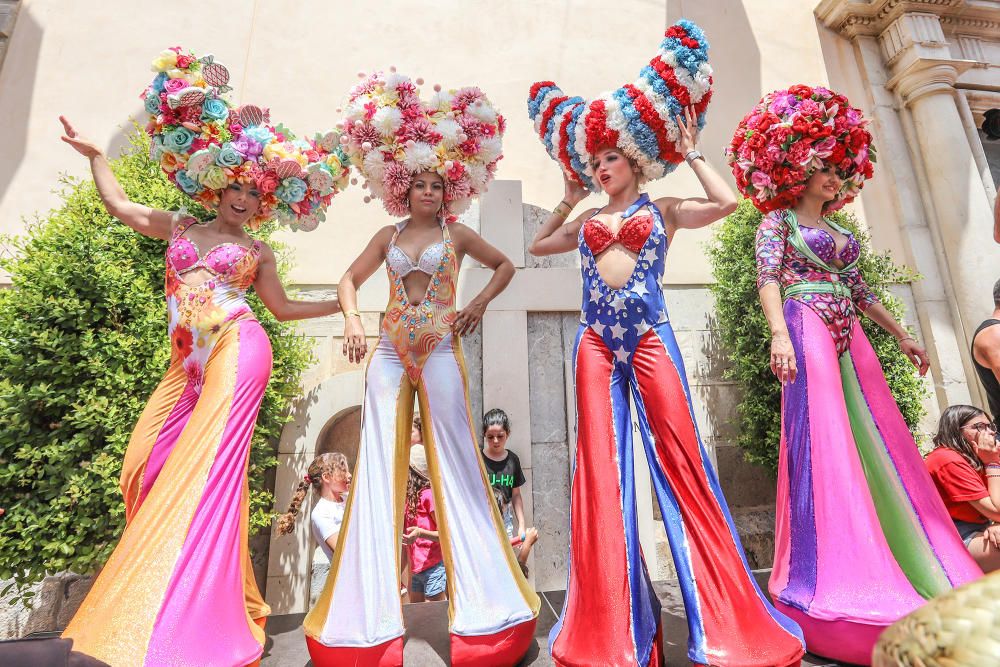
[684,150,704,165]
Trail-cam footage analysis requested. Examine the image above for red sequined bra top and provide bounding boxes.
[582,212,655,256]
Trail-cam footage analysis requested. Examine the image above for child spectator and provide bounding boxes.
[925,404,1000,571]
[277,452,351,604]
[404,444,446,602]
[482,408,538,574]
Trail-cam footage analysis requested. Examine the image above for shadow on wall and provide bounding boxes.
[668,1,762,189]
[0,4,40,206]
[105,107,147,159]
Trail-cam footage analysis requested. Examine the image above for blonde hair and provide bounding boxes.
[276,452,349,535]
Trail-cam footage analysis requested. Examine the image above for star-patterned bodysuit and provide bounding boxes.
[550,194,806,667]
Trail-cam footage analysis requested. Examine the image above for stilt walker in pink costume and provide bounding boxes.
[726,85,982,665]
[60,47,350,667]
[527,21,806,667]
[303,70,540,667]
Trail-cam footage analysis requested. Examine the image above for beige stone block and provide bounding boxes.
[530,440,570,592]
[527,314,568,444]
[483,311,532,466]
[266,572,309,617]
[480,180,525,267]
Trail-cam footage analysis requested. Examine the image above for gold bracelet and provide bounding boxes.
[345,309,361,319]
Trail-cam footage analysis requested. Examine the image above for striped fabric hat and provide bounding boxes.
[527,20,713,191]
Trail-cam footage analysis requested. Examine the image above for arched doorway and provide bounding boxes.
[315,406,362,472]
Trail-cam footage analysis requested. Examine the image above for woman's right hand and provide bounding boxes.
[563,172,588,209]
[342,316,368,364]
[770,333,797,384]
[974,428,1000,466]
[59,116,102,159]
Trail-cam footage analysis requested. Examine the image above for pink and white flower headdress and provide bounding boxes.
[340,69,505,221]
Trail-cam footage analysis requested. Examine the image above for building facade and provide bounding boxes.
[0,0,997,626]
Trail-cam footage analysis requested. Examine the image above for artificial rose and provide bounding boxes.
[256,172,280,194]
[163,127,196,152]
[787,140,812,166]
[174,169,202,195]
[232,136,263,161]
[275,177,308,204]
[201,165,229,190]
[216,144,243,168]
[176,54,195,69]
[164,78,189,95]
[143,93,161,115]
[151,49,178,72]
[787,84,813,99]
[200,98,229,122]
[750,170,773,191]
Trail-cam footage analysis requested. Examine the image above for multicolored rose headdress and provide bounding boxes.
[725,84,876,213]
[142,47,351,231]
[340,69,505,220]
[527,20,713,191]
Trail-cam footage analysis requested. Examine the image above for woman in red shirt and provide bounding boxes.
[925,404,1000,571]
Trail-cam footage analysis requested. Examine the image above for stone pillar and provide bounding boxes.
[880,13,994,372]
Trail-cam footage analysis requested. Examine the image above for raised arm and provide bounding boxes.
[340,226,396,364]
[755,213,796,384]
[59,116,174,240]
[527,173,591,257]
[450,223,515,336]
[655,106,738,233]
[253,244,340,322]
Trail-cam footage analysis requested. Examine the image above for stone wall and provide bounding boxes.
[0,573,92,639]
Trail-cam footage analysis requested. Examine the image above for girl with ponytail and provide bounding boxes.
[278,453,351,604]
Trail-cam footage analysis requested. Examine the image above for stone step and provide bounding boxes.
[261,570,845,666]
[653,504,776,581]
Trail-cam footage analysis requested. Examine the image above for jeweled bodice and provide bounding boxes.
[381,222,458,382]
[164,218,261,388]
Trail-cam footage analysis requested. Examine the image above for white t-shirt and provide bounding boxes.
[310,496,346,564]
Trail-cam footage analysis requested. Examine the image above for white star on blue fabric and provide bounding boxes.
[632,283,649,297]
[591,322,606,336]
[611,295,626,312]
[589,286,602,304]
[613,346,630,364]
[610,322,627,339]
[641,247,657,264]
[635,321,651,335]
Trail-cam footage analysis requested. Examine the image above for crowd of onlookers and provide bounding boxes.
[300,407,538,606]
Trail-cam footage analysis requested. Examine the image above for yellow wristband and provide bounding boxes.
[345,309,361,319]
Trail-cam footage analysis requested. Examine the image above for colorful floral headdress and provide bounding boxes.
[725,84,875,213]
[527,20,713,191]
[340,69,505,220]
[142,47,351,231]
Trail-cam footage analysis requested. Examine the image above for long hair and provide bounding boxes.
[276,452,349,535]
[932,404,989,472]
[405,467,431,524]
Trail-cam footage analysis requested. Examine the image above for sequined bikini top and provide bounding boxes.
[583,210,655,255]
[386,221,447,277]
[166,218,261,290]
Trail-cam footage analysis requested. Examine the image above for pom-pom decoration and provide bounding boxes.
[724,84,876,213]
[527,20,713,191]
[342,70,505,220]
[142,46,351,230]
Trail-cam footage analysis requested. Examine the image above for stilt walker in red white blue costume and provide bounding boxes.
[527,21,806,667]
[303,70,540,667]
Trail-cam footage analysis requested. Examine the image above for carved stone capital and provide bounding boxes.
[884,57,972,105]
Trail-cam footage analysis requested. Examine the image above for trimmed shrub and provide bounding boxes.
[0,131,311,602]
[706,198,927,473]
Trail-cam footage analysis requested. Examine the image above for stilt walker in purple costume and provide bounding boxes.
[727,84,982,665]
[527,20,806,667]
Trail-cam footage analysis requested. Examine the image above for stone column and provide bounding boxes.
[880,13,994,373]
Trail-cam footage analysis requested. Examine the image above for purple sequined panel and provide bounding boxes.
[798,225,861,266]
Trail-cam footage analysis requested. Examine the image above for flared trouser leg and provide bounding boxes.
[305,335,538,667]
[551,326,805,667]
[63,320,272,667]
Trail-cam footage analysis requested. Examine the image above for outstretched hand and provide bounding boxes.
[59,116,102,159]
[674,105,700,156]
[899,338,930,377]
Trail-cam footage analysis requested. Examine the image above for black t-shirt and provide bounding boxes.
[481,450,525,505]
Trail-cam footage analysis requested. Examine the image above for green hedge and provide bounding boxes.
[0,131,312,602]
[706,198,928,474]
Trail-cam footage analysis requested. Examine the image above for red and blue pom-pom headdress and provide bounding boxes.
[527,20,713,191]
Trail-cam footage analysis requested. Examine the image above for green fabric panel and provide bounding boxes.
[840,352,951,599]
